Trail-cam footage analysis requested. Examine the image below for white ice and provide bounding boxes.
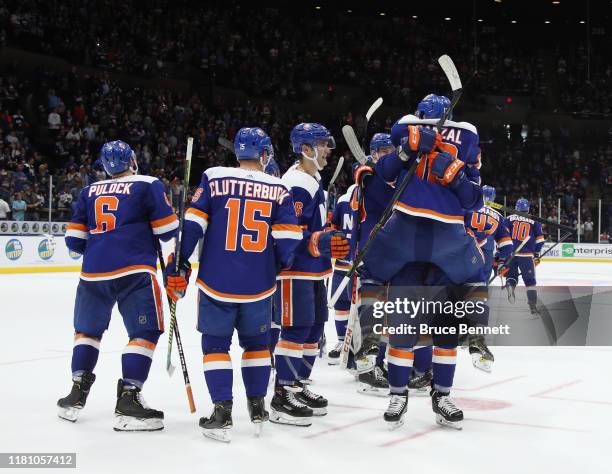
[1,261,611,474]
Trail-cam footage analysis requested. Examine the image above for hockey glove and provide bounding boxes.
[397,126,442,161]
[163,253,192,301]
[534,254,541,266]
[429,151,466,188]
[354,164,375,188]
[309,230,350,259]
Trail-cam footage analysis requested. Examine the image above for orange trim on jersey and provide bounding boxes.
[276,340,303,351]
[196,278,275,301]
[335,310,350,315]
[394,201,464,223]
[203,353,231,362]
[303,343,318,350]
[388,347,414,359]
[272,224,302,232]
[68,222,88,232]
[242,350,271,359]
[278,269,333,278]
[281,279,292,326]
[74,332,99,341]
[128,339,156,350]
[80,265,157,279]
[186,207,209,221]
[150,214,178,228]
[433,347,457,357]
[498,237,512,244]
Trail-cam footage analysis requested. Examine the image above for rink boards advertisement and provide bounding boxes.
[0,236,611,273]
[0,236,192,273]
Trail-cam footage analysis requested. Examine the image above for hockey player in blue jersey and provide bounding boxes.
[272,123,350,426]
[58,140,178,431]
[164,127,302,442]
[355,94,485,429]
[503,198,545,315]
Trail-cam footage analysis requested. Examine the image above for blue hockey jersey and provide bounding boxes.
[377,114,483,223]
[179,166,302,303]
[505,214,545,257]
[65,175,178,280]
[465,206,513,259]
[278,164,332,280]
[331,184,356,271]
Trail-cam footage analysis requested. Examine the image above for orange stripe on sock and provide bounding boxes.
[242,350,271,359]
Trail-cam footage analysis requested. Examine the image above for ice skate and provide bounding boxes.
[57,372,96,422]
[408,368,432,396]
[357,366,389,397]
[468,335,494,373]
[384,392,408,430]
[114,379,164,432]
[431,389,463,430]
[270,385,313,427]
[529,303,541,316]
[199,400,233,443]
[295,380,328,416]
[247,396,269,437]
[327,340,343,365]
[506,283,516,303]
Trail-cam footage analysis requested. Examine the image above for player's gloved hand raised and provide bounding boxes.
[397,126,442,161]
[163,253,192,301]
[354,164,374,187]
[308,230,350,259]
[429,151,466,188]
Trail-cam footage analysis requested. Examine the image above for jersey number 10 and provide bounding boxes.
[225,198,272,253]
[512,222,531,241]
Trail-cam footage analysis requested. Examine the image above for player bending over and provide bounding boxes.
[58,140,178,431]
[164,128,302,442]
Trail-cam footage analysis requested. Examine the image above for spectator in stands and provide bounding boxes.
[0,196,10,219]
[584,217,594,242]
[11,191,26,221]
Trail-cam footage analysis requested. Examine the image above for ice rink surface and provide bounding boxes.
[1,261,611,474]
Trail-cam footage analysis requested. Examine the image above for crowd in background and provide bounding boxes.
[1,1,611,241]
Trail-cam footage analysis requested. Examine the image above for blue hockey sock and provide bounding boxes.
[376,341,387,368]
[275,326,309,386]
[71,332,101,378]
[202,335,233,402]
[121,338,157,389]
[432,346,457,393]
[297,323,324,380]
[527,288,538,306]
[413,346,433,374]
[387,346,413,394]
[334,310,349,340]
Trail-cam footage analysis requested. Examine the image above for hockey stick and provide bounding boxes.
[488,235,531,285]
[166,137,193,376]
[342,125,368,165]
[158,249,196,413]
[488,202,575,234]
[362,97,383,150]
[514,231,573,280]
[218,136,233,151]
[330,54,462,308]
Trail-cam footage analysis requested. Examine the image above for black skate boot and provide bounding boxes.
[199,400,233,443]
[327,340,343,365]
[295,380,328,416]
[384,391,408,430]
[57,371,96,422]
[247,396,269,437]
[114,379,164,431]
[431,389,463,430]
[469,335,494,372]
[529,303,540,316]
[357,366,389,397]
[270,385,313,426]
[408,368,432,396]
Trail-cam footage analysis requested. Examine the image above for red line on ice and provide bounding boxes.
[379,427,440,447]
[530,380,581,397]
[467,417,589,432]
[454,375,526,392]
[304,416,380,439]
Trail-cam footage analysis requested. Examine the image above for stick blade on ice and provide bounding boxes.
[438,55,462,91]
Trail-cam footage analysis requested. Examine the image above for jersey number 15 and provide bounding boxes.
[225,198,272,253]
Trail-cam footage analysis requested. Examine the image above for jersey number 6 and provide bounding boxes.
[225,198,272,253]
[91,196,119,234]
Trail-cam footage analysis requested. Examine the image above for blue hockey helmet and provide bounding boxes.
[516,198,530,213]
[416,94,452,120]
[234,127,273,166]
[99,140,136,176]
[482,185,496,203]
[264,157,280,177]
[290,123,335,171]
[369,133,393,154]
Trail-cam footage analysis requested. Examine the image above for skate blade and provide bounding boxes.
[435,414,463,430]
[57,406,81,422]
[471,353,493,373]
[310,406,327,416]
[201,427,231,443]
[357,383,389,398]
[252,421,264,438]
[113,415,164,432]
[385,417,405,431]
[269,409,312,427]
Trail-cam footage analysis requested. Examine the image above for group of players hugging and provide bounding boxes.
[56,93,544,441]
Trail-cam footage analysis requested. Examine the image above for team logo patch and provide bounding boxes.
[37,239,55,260]
[5,239,23,261]
[138,315,147,324]
[192,187,203,202]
